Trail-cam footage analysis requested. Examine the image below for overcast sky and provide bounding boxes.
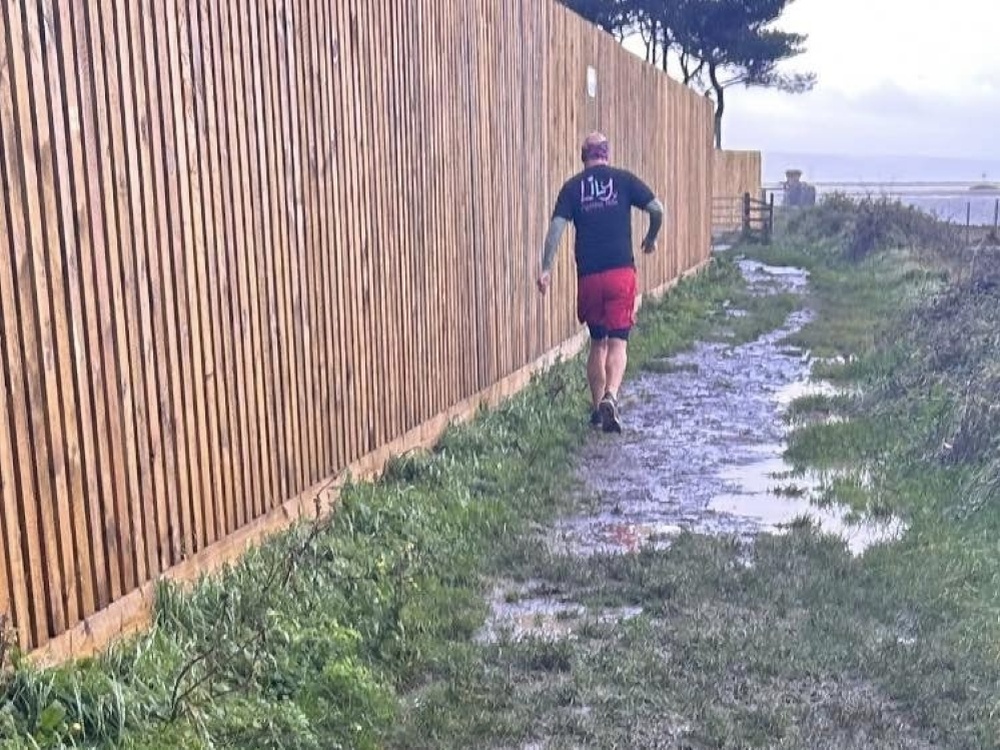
[626,0,1000,162]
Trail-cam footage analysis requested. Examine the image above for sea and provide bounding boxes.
[763,151,1000,226]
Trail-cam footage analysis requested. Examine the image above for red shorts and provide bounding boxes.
[576,266,637,339]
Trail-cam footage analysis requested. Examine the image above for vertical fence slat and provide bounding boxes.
[0,348,26,637]
[25,0,86,629]
[71,1,126,604]
[258,0,291,502]
[348,2,375,455]
[282,0,312,491]
[198,0,242,534]
[317,0,338,474]
[228,0,270,521]
[378,0,401,440]
[355,0,382,454]
[352,0,374,462]
[424,0,442,416]
[0,24,34,637]
[3,0,71,641]
[407,1,423,431]
[46,0,110,616]
[194,0,236,540]
[124,0,173,576]
[0,137,46,645]
[145,0,192,566]
[314,0,345,473]
[163,0,207,556]
[245,0,282,513]
[330,0,360,468]
[296,0,331,485]
[299,0,321,472]
[364,0,383,448]
[391,3,416,429]
[93,0,151,587]
[111,0,163,582]
[182,0,225,548]
[33,0,100,622]
[275,0,298,496]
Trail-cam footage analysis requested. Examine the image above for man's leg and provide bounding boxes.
[597,334,627,433]
[597,268,637,433]
[604,336,628,398]
[578,273,609,427]
[587,335,609,409]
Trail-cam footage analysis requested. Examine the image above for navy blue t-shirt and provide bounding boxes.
[552,165,656,277]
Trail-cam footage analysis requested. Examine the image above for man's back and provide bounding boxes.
[553,165,655,277]
[537,132,665,432]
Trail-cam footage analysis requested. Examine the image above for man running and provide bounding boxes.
[536,132,664,433]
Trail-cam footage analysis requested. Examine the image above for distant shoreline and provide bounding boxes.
[762,151,1000,181]
[763,181,1000,197]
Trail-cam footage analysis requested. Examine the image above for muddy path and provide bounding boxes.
[453,257,959,750]
[554,259,900,559]
[482,259,902,642]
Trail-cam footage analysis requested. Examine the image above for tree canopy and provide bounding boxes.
[559,0,816,148]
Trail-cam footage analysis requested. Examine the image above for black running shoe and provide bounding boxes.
[589,409,602,429]
[598,392,622,433]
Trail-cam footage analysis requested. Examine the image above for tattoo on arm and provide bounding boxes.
[643,198,664,246]
[542,217,569,271]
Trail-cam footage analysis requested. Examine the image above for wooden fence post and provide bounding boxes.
[742,192,751,240]
[766,192,775,244]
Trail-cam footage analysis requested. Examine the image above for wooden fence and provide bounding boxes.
[0,0,714,660]
[712,149,762,237]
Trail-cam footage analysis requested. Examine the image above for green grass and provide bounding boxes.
[391,528,997,749]
[710,291,802,345]
[734,208,1000,744]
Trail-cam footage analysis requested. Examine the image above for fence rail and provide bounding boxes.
[1,0,715,659]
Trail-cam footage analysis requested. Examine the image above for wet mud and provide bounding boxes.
[554,259,903,559]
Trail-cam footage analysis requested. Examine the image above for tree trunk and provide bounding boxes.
[708,61,725,149]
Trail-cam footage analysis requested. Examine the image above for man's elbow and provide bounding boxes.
[646,198,665,216]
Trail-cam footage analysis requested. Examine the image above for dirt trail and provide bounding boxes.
[554,259,902,559]
[481,260,905,644]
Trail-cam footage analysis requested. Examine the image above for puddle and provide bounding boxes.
[709,464,905,557]
[773,378,845,407]
[555,259,906,558]
[476,582,642,644]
